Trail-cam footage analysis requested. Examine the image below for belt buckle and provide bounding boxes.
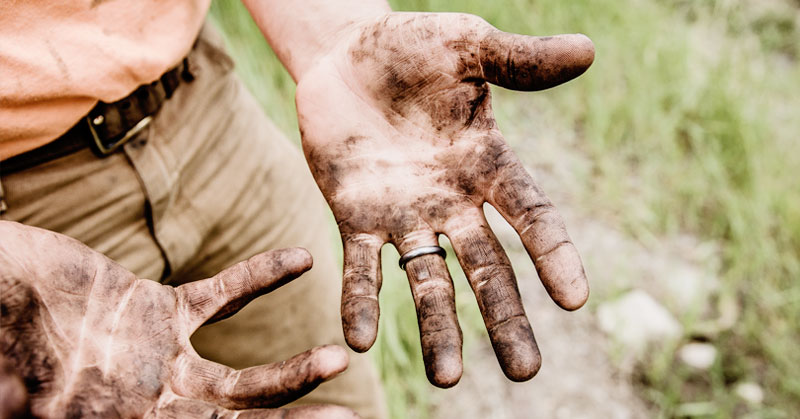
[86,115,153,156]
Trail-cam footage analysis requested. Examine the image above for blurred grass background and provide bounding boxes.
[209,0,800,417]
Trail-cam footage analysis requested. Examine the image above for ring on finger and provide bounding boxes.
[399,246,447,270]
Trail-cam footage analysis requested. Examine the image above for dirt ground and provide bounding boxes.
[431,205,651,419]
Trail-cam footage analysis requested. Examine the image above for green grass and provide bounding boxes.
[210,0,800,417]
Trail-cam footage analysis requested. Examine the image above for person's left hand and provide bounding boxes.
[0,221,356,418]
[296,12,593,388]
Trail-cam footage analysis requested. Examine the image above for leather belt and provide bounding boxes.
[1,58,195,176]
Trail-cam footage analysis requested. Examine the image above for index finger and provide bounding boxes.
[175,248,313,331]
[489,160,589,310]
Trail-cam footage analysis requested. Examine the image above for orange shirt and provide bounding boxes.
[0,0,212,159]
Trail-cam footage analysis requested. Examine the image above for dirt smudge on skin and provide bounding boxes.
[299,12,591,387]
[405,255,463,387]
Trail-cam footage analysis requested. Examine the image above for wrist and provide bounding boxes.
[294,13,387,81]
[241,1,392,81]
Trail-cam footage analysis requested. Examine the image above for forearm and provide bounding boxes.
[241,0,392,81]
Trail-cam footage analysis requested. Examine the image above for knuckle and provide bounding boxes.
[536,240,573,262]
[451,13,492,32]
[343,269,378,296]
[471,263,514,289]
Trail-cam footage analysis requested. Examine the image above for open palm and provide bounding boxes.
[0,221,356,418]
[297,13,595,387]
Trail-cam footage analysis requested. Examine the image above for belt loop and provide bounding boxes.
[181,56,197,82]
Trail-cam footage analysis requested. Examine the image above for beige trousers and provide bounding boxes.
[0,26,385,419]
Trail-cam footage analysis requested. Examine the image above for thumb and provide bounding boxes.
[477,31,595,91]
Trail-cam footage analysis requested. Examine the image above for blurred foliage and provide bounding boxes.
[209,1,299,141]
[210,0,800,417]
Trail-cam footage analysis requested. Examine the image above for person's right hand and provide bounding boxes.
[295,12,592,388]
[0,221,357,418]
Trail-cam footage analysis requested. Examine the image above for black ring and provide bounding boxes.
[399,246,447,270]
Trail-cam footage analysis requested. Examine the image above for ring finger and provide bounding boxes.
[395,230,463,388]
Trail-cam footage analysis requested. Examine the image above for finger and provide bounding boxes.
[341,234,383,352]
[176,248,313,331]
[396,231,463,388]
[174,345,349,410]
[151,393,358,419]
[488,161,589,311]
[240,405,359,419]
[444,210,541,382]
[470,29,595,91]
[243,405,359,419]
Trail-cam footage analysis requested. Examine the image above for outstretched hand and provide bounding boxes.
[0,221,357,418]
[297,12,593,387]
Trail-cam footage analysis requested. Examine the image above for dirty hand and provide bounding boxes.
[0,221,356,418]
[296,13,593,387]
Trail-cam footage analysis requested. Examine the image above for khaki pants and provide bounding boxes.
[0,25,385,419]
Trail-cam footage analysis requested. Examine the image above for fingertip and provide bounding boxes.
[315,345,350,377]
[490,317,541,382]
[503,349,542,382]
[342,298,379,352]
[567,33,595,71]
[285,247,315,273]
[558,276,589,311]
[421,330,463,388]
[343,328,377,353]
[427,357,463,388]
[535,243,590,311]
[249,247,314,279]
[537,33,595,82]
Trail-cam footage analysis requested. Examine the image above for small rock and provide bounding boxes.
[678,342,717,370]
[597,289,683,353]
[662,261,719,312]
[735,382,764,405]
[641,242,721,316]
